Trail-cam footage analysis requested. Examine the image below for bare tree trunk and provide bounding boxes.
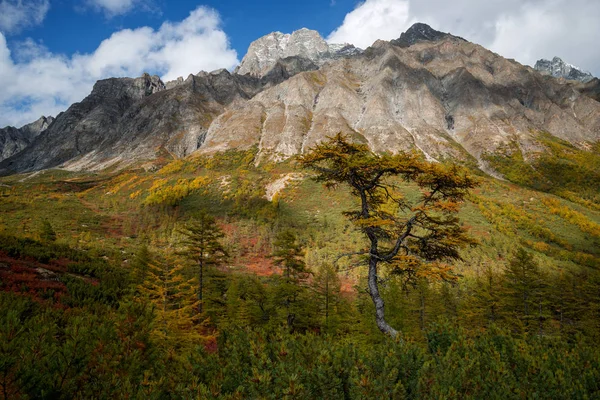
[361,186,400,338]
[368,256,398,338]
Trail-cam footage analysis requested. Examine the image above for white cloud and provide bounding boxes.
[327,0,413,48]
[0,0,50,34]
[489,1,600,74]
[328,0,600,76]
[85,0,149,17]
[0,6,239,128]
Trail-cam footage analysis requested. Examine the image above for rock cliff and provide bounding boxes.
[534,57,594,83]
[2,23,599,176]
[235,28,362,77]
[0,116,53,162]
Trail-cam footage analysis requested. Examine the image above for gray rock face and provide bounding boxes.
[0,74,167,172]
[576,78,600,102]
[235,28,362,77]
[0,65,309,173]
[2,23,600,177]
[201,30,600,168]
[328,43,363,57]
[165,76,185,90]
[0,127,29,162]
[534,57,594,83]
[0,116,53,162]
[19,116,54,141]
[391,23,459,48]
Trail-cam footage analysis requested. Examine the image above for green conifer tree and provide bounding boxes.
[136,250,202,347]
[271,230,311,331]
[501,248,545,334]
[312,264,343,333]
[470,266,503,327]
[179,212,229,317]
[131,244,152,284]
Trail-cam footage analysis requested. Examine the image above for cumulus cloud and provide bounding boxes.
[327,0,412,48]
[0,0,50,34]
[86,0,135,16]
[85,0,156,17]
[0,6,239,127]
[489,1,600,74]
[327,0,600,76]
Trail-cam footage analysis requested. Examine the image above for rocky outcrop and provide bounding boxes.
[19,116,54,141]
[534,57,594,83]
[0,127,29,162]
[201,26,600,167]
[235,28,362,77]
[391,23,460,48]
[0,116,53,162]
[576,78,600,102]
[0,74,168,172]
[2,23,599,176]
[0,65,308,173]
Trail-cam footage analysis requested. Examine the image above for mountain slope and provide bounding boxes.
[200,26,600,168]
[0,65,306,173]
[1,23,599,176]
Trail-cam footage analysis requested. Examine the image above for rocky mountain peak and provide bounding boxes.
[235,28,362,77]
[134,73,166,96]
[392,23,456,48]
[2,23,600,176]
[0,115,54,162]
[19,116,54,141]
[89,73,166,103]
[534,57,594,83]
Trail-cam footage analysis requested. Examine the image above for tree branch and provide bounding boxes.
[381,216,416,261]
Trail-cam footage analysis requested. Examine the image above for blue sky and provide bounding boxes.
[13,0,357,61]
[1,0,599,127]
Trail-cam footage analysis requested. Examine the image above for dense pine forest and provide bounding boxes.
[1,135,599,399]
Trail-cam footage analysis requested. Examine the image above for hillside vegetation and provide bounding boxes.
[0,142,599,398]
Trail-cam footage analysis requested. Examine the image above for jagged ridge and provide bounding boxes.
[1,23,599,177]
[534,57,595,83]
[235,28,362,77]
[0,116,53,162]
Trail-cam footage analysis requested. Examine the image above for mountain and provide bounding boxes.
[201,25,600,166]
[235,28,362,77]
[0,60,322,173]
[390,22,460,48]
[534,57,595,83]
[0,116,53,162]
[1,23,600,175]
